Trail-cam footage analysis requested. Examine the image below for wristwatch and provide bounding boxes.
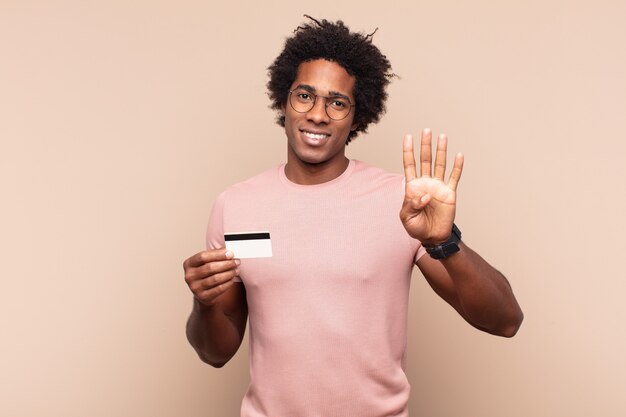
[423,224,462,259]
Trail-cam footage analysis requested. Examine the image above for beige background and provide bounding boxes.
[1,1,625,416]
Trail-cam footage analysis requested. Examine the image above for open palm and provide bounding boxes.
[400,129,464,244]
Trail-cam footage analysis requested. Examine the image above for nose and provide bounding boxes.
[306,97,330,124]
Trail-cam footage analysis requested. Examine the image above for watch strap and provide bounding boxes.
[423,224,462,259]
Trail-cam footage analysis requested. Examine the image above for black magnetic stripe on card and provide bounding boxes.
[224,232,271,241]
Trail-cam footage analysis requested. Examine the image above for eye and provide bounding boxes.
[329,99,349,109]
[295,90,314,102]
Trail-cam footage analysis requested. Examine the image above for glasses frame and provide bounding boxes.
[288,89,356,121]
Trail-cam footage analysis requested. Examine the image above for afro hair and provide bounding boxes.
[267,16,394,144]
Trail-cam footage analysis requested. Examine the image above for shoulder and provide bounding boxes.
[219,165,282,198]
[212,165,285,221]
[352,160,403,181]
[350,160,405,193]
[229,165,282,189]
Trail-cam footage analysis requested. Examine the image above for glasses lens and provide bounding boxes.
[289,89,353,120]
[326,97,351,120]
[290,89,315,113]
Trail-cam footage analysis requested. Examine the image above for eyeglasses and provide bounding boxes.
[288,88,355,121]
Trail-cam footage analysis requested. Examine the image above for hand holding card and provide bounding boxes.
[224,231,273,259]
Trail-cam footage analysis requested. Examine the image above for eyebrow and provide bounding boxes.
[294,84,351,101]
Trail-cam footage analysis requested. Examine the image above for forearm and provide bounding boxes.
[440,243,523,337]
[186,298,244,367]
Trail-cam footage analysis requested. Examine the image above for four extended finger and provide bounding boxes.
[402,134,417,181]
[447,153,464,191]
[420,129,432,177]
[434,134,447,180]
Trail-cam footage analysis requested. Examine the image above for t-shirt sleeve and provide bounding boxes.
[401,177,428,263]
[205,191,242,282]
[206,191,226,250]
[414,243,427,263]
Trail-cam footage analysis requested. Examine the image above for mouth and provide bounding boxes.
[300,129,330,146]
[300,129,330,140]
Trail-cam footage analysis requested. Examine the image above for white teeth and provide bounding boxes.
[303,131,328,140]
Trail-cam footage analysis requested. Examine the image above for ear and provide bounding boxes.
[350,122,359,131]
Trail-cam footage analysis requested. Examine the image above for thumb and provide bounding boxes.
[409,193,431,211]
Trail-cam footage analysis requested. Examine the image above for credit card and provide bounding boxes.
[224,231,272,259]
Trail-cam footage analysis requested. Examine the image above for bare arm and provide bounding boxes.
[401,129,522,336]
[416,243,523,337]
[184,249,248,367]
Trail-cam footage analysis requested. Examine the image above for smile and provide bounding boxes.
[302,130,329,140]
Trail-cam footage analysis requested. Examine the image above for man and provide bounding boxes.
[183,16,523,416]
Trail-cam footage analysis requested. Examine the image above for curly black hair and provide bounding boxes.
[267,15,394,144]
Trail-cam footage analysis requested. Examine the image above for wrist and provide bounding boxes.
[193,296,220,315]
[422,224,462,259]
[422,235,450,247]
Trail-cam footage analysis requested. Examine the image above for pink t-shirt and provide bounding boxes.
[206,160,426,417]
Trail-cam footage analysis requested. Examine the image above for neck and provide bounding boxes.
[284,157,350,185]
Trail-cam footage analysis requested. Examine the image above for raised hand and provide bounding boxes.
[400,129,464,245]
